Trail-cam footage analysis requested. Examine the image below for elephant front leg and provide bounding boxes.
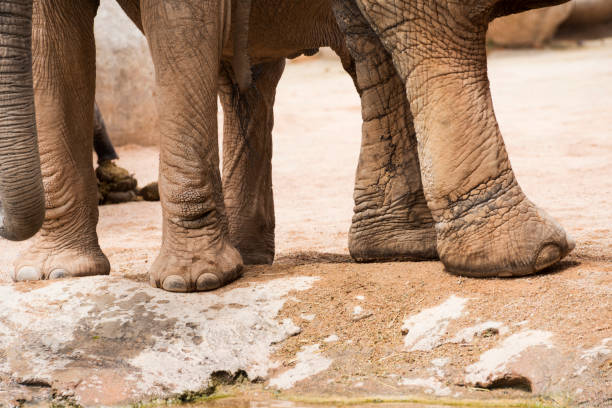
[14,0,110,281]
[143,0,242,292]
[332,5,437,262]
[218,59,285,265]
[356,0,574,276]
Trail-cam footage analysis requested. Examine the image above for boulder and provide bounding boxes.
[487,3,574,47]
[565,0,612,26]
[94,1,157,146]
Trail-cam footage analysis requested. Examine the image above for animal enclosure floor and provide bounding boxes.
[0,40,611,406]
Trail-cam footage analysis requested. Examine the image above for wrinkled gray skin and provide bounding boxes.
[0,1,45,242]
[12,0,574,291]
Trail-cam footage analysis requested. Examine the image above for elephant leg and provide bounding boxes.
[142,0,242,292]
[14,0,110,281]
[218,59,285,265]
[332,12,437,262]
[352,0,574,277]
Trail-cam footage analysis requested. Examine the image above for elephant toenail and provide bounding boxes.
[196,273,221,291]
[149,274,158,288]
[162,275,188,292]
[534,244,562,271]
[15,267,41,282]
[48,269,67,280]
[566,235,576,252]
[233,265,244,280]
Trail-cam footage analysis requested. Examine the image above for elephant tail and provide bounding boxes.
[232,0,252,92]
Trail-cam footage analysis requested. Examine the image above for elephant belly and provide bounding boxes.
[223,0,344,62]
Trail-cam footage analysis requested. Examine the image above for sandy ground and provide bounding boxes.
[0,39,611,406]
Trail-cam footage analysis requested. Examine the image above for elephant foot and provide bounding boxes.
[13,244,110,281]
[230,231,274,265]
[349,226,438,262]
[237,246,274,265]
[348,199,438,262]
[149,237,243,293]
[227,208,275,265]
[435,174,575,277]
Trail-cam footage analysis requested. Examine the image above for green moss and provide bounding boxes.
[130,387,233,408]
[279,394,569,408]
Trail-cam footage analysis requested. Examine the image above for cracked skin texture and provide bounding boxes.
[13,0,573,292]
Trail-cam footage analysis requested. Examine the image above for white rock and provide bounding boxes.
[575,338,611,375]
[401,295,469,351]
[269,344,332,390]
[431,357,449,367]
[399,377,452,396]
[0,276,317,403]
[580,338,611,361]
[465,330,554,386]
[450,321,509,344]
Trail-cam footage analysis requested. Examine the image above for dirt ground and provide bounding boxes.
[0,38,611,407]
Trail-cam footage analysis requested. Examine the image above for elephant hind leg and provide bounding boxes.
[14,0,109,282]
[219,59,285,265]
[142,0,242,292]
[332,7,437,263]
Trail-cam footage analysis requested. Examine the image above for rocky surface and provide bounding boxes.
[0,276,316,405]
[1,38,611,407]
[1,264,609,406]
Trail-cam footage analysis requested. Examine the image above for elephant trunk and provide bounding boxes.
[0,0,45,241]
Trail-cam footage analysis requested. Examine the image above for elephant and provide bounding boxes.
[7,0,575,292]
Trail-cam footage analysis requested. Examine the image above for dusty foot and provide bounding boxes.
[149,238,243,292]
[13,243,110,281]
[236,244,274,265]
[348,200,438,262]
[349,227,438,262]
[230,229,274,265]
[435,174,575,277]
[227,208,275,265]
